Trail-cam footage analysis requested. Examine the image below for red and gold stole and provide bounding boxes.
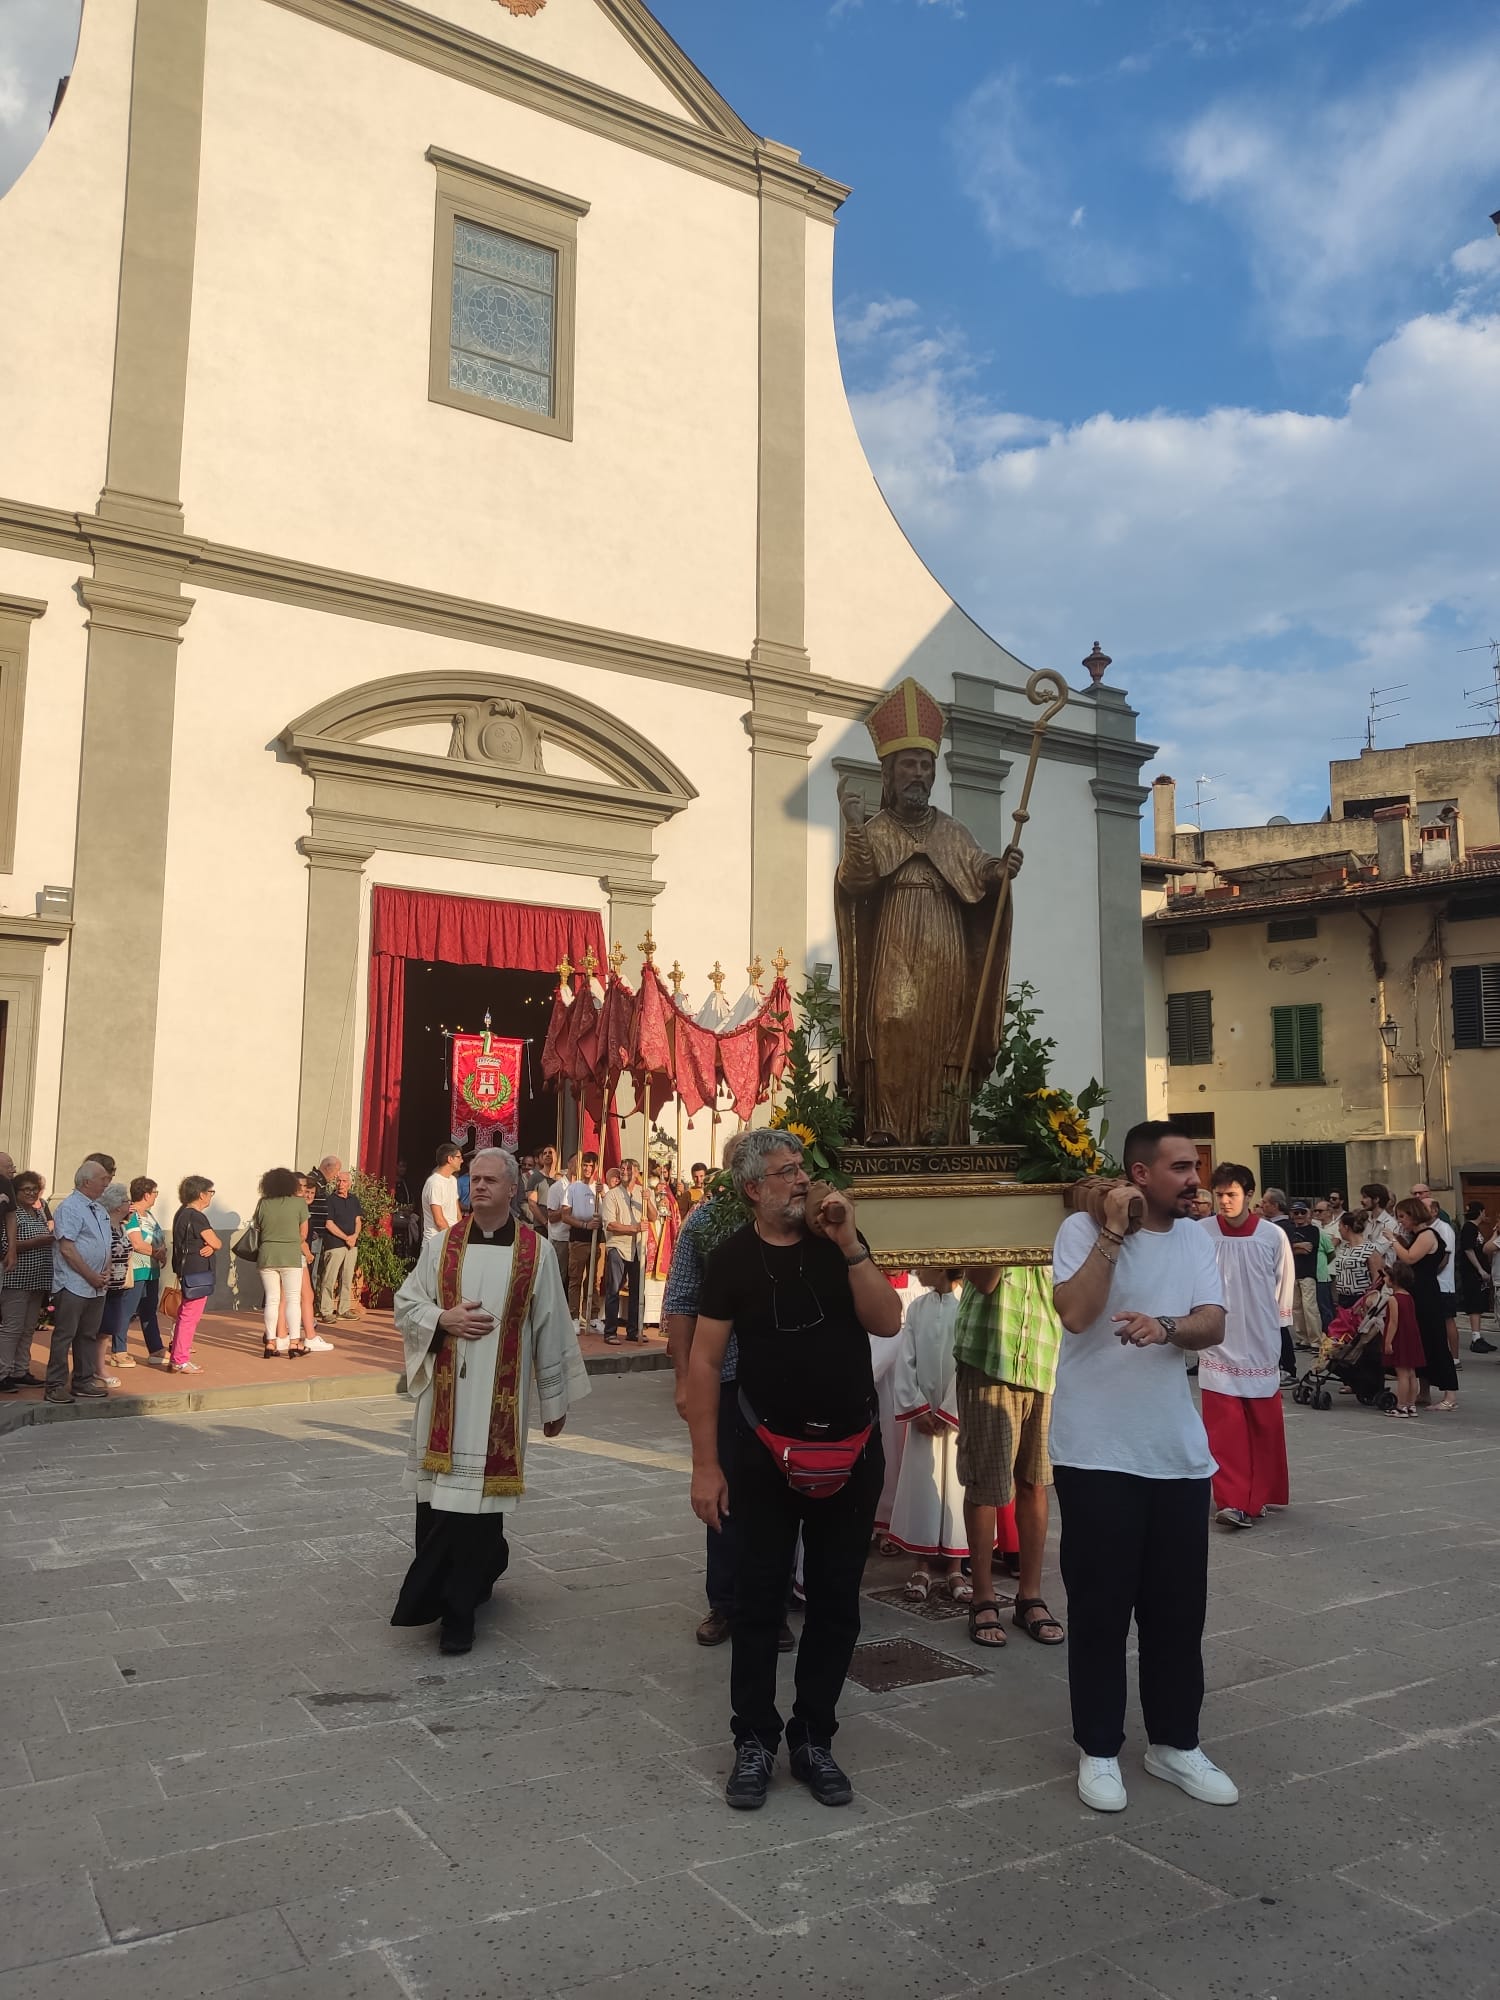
[422,1217,540,1498]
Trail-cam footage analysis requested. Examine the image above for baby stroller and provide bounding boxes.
[1291,1286,1396,1412]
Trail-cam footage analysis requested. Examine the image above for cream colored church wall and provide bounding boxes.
[0,0,132,514]
[0,554,89,907]
[181,0,760,655]
[143,589,756,1211]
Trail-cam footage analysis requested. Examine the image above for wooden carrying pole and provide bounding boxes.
[947,668,1071,1143]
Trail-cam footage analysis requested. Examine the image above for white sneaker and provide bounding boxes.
[1077,1753,1127,1813]
[1144,1744,1239,1805]
[304,1334,335,1352]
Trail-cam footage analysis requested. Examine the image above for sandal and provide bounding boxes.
[947,1574,973,1605]
[288,1342,309,1358]
[1013,1597,1066,1645]
[263,1343,279,1359]
[903,1571,933,1603]
[968,1599,1006,1648]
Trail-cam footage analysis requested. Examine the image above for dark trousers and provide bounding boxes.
[1315,1280,1334,1331]
[1279,1325,1296,1376]
[706,1377,741,1614]
[729,1418,882,1751]
[46,1291,105,1396]
[390,1502,510,1638]
[1053,1465,1210,1758]
[603,1248,643,1340]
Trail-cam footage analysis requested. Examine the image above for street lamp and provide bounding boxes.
[1378,1016,1400,1053]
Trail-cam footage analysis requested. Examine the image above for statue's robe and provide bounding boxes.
[835,807,1010,1144]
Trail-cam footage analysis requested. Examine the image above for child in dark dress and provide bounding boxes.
[1383,1264,1425,1417]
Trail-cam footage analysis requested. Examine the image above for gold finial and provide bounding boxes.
[581,944,599,978]
[668,959,685,995]
[771,947,789,980]
[747,955,765,989]
[609,939,627,977]
[639,929,657,965]
[557,953,574,983]
[708,960,725,993]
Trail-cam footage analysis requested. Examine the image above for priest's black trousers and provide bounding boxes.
[1053,1466,1210,1757]
[729,1420,883,1752]
[390,1502,510,1637]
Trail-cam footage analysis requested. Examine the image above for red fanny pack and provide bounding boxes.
[738,1389,872,1499]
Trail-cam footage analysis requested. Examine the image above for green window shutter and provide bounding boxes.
[1296,1004,1322,1079]
[1167,990,1212,1065]
[1271,1006,1297,1081]
[1453,965,1500,1049]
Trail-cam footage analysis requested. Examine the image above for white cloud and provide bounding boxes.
[845,297,1500,821]
[0,0,81,197]
[953,70,1154,295]
[1171,39,1500,339]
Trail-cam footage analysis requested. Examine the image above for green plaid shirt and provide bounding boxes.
[952,1266,1063,1394]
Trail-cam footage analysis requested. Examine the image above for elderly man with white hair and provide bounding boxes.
[391,1147,589,1655]
[46,1159,114,1404]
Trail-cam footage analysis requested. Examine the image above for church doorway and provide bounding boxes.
[396,960,560,1180]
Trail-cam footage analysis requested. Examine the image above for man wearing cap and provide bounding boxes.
[835,679,1022,1145]
[1284,1200,1323,1351]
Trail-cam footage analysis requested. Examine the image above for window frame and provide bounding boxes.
[426,147,587,441]
[1166,989,1213,1066]
[1271,1002,1324,1084]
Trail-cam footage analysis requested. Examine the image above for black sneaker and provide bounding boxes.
[1470,1337,1497,1354]
[724,1738,775,1811]
[789,1741,853,1807]
[438,1620,473,1655]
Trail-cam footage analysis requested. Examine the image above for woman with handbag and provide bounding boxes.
[252,1168,310,1357]
[0,1171,53,1390]
[97,1183,136,1384]
[170,1175,221,1373]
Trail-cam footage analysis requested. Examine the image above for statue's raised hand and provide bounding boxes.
[837,776,867,831]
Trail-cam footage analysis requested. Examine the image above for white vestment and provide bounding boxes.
[397,1226,589,1517]
[1197,1215,1294,1401]
[888,1287,968,1559]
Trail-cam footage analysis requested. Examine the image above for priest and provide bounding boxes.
[391,1146,589,1654]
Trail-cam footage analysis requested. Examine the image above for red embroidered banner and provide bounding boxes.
[450,1034,523,1149]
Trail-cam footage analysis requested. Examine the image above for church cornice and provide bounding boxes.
[263,0,848,218]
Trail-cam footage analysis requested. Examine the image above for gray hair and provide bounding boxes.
[75,1159,109,1189]
[729,1128,804,1195]
[469,1148,520,1189]
[319,1155,342,1174]
[100,1181,130,1211]
[1262,1187,1288,1213]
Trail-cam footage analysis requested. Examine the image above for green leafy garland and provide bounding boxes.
[970,982,1117,1183]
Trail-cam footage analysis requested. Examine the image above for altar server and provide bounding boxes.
[888,1269,970,1599]
[1199,1163,1295,1528]
[391,1148,589,1653]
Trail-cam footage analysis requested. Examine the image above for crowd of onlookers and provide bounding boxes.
[0,1150,369,1403]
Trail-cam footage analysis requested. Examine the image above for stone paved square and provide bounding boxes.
[5,1365,1500,1998]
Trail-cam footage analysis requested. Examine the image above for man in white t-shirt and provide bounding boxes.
[421,1143,463,1242]
[562,1153,602,1327]
[1051,1121,1236,1818]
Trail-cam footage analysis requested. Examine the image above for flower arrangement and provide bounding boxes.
[349,1168,415,1305]
[970,983,1116,1183]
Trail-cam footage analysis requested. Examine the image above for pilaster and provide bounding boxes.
[753,146,809,667]
[295,839,374,1170]
[743,701,819,979]
[54,0,208,1179]
[1084,680,1154,1134]
[947,674,1016,856]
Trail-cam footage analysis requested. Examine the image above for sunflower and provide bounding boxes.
[783,1120,818,1147]
[768,1107,786,1130]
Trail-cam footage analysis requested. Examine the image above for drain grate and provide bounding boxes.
[864,1583,967,1624]
[845,1637,984,1693]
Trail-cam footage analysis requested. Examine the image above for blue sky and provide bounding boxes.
[4,0,1498,833]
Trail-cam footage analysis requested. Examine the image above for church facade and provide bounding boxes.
[0,0,1151,1212]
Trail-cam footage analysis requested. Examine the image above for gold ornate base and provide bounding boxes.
[847,1171,1069,1272]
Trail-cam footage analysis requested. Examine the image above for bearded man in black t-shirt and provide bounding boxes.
[685,1128,902,1812]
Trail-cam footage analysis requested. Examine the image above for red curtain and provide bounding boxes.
[359,888,607,1185]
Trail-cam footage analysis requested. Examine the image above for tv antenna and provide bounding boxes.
[1362,682,1408,749]
[1187,773,1222,827]
[1457,639,1500,735]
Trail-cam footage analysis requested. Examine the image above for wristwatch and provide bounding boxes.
[1157,1315,1178,1343]
[844,1247,872,1268]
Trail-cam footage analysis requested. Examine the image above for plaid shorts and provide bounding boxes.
[954,1362,1053,1506]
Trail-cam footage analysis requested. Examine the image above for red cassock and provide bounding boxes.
[1201,1388,1289,1518]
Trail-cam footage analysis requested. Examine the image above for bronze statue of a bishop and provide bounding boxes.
[835,679,1020,1145]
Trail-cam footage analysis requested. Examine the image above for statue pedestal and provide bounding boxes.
[839,1148,1068,1271]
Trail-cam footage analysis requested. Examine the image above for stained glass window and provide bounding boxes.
[449,218,556,418]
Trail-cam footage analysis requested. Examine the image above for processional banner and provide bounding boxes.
[450,1034,523,1149]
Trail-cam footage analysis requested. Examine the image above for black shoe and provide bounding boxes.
[10,1371,40,1387]
[438,1621,473,1655]
[776,1621,795,1653]
[724,1738,775,1811]
[789,1741,853,1807]
[1470,1337,1496,1353]
[0,1379,18,1394]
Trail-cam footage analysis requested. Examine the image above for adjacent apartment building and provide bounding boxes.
[1144,737,1500,1212]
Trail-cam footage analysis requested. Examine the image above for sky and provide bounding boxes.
[3,0,1498,834]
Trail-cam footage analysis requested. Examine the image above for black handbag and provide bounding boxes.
[233,1210,261,1263]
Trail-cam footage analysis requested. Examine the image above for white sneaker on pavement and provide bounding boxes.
[1077,1753,1127,1812]
[304,1334,335,1352]
[1144,1745,1239,1805]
